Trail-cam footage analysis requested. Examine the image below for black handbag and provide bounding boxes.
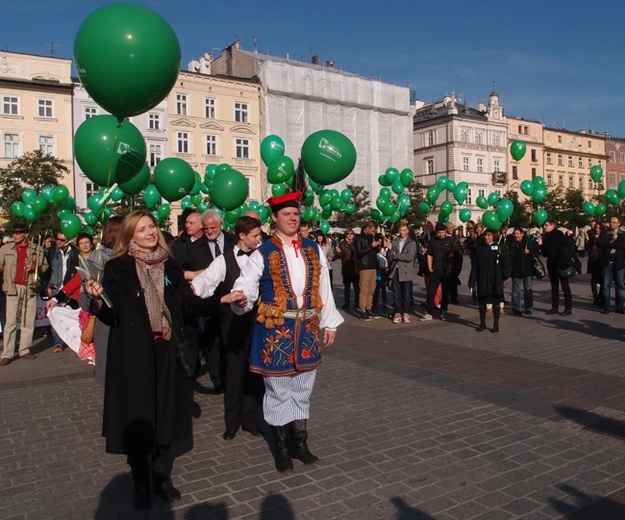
[532,255,546,280]
[172,326,196,379]
[557,265,576,278]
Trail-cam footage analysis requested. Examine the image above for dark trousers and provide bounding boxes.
[392,272,412,315]
[547,263,572,310]
[373,273,387,309]
[343,278,360,308]
[200,317,224,388]
[426,270,449,315]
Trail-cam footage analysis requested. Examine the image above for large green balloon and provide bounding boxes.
[459,208,472,223]
[482,210,501,231]
[520,180,534,196]
[74,115,146,186]
[510,140,527,161]
[60,214,82,240]
[426,186,440,205]
[533,176,545,188]
[142,185,161,209]
[590,165,603,182]
[267,156,294,184]
[120,163,151,195]
[534,208,548,226]
[301,130,357,185]
[605,189,621,206]
[74,3,181,118]
[582,201,595,216]
[209,168,249,211]
[400,168,414,187]
[453,183,468,205]
[476,196,489,209]
[260,135,285,166]
[154,158,195,202]
[532,186,547,203]
[496,199,514,222]
[595,203,607,216]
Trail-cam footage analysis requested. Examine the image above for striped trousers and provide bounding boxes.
[263,370,317,426]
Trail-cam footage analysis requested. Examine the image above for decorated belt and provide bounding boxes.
[282,308,318,321]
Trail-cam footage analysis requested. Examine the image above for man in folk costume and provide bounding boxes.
[231,191,343,472]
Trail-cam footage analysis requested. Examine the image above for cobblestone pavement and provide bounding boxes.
[1,264,625,519]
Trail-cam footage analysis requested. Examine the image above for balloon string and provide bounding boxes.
[104,121,122,192]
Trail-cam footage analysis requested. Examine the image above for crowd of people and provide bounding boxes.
[0,197,623,511]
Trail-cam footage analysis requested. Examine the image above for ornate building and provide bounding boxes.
[507,116,544,200]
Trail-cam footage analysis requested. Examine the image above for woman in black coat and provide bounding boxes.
[538,220,574,315]
[475,230,509,333]
[85,210,201,511]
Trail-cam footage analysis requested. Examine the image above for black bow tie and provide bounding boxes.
[237,249,253,257]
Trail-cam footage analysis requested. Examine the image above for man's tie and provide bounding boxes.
[237,249,253,257]
[209,239,221,257]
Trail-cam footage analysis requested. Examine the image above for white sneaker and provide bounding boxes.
[402,313,411,323]
[393,313,402,324]
[419,313,433,321]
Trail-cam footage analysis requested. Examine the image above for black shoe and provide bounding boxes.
[242,426,261,437]
[523,310,532,315]
[153,477,181,502]
[133,484,151,511]
[559,309,572,316]
[491,326,499,333]
[546,308,558,315]
[476,325,485,332]
[439,312,447,321]
[341,304,349,309]
[370,310,381,319]
[223,429,237,441]
[213,384,223,395]
[450,299,459,305]
[360,310,372,322]
[600,308,610,315]
[513,310,523,316]
[289,420,319,464]
[272,425,294,473]
[616,309,624,314]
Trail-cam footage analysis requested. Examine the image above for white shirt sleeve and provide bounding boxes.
[230,249,264,315]
[191,255,226,299]
[316,244,344,330]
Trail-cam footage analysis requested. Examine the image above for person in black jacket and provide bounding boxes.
[538,220,574,316]
[354,220,381,321]
[597,216,625,314]
[475,230,508,332]
[84,210,210,511]
[509,227,536,315]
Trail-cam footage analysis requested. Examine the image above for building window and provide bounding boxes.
[620,153,625,164]
[177,132,189,154]
[609,172,617,189]
[205,98,216,119]
[494,159,500,172]
[492,133,501,147]
[568,156,574,167]
[588,179,593,189]
[475,131,483,145]
[234,102,249,123]
[579,157,583,168]
[547,174,553,186]
[176,93,187,115]
[531,149,537,162]
[610,151,616,162]
[579,177,583,189]
[568,177,574,188]
[148,113,161,130]
[512,166,518,179]
[478,189,485,198]
[588,158,592,169]
[85,182,99,199]
[557,135,562,143]
[426,159,434,175]
[588,140,592,148]
[467,188,472,205]
[463,157,469,171]
[38,135,54,155]
[206,134,217,156]
[235,138,250,159]
[3,133,19,158]
[149,144,162,167]
[557,154,563,166]
[546,153,552,165]
[2,96,18,115]
[477,158,483,172]
[531,168,537,179]
[85,106,97,119]
[461,128,470,142]
[427,131,434,146]
[37,99,53,118]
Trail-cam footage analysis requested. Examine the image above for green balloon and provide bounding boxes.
[209,168,249,211]
[605,189,620,205]
[53,185,69,204]
[321,207,332,219]
[345,203,356,214]
[476,196,489,209]
[340,188,352,203]
[391,179,405,195]
[154,158,195,202]
[110,186,124,202]
[301,130,357,185]
[257,205,269,221]
[260,135,286,166]
[189,172,202,196]
[487,192,499,206]
[11,201,25,217]
[142,185,161,209]
[380,188,392,200]
[436,176,449,191]
[400,168,414,187]
[303,190,315,206]
[375,197,388,212]
[204,164,218,183]
[120,163,151,195]
[41,185,55,204]
[446,180,456,193]
[31,197,48,215]
[595,203,607,215]
[330,196,343,211]
[510,140,527,161]
[378,174,392,187]
[271,183,287,196]
[482,210,501,231]
[84,211,98,225]
[520,180,534,196]
[496,199,514,222]
[381,201,397,217]
[370,209,383,221]
[590,165,603,182]
[22,188,37,204]
[74,3,181,118]
[157,203,171,219]
[60,214,82,240]
[384,167,399,183]
[74,115,146,186]
[320,221,331,235]
[618,180,625,199]
[533,176,545,188]
[190,194,203,206]
[459,208,472,223]
[24,206,37,222]
[426,186,440,204]
[453,184,468,205]
[532,186,547,203]
[418,201,430,213]
[440,200,454,216]
[267,156,294,184]
[534,208,548,226]
[582,201,595,216]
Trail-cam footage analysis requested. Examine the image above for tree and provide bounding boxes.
[335,184,371,229]
[402,180,428,228]
[503,190,531,229]
[0,149,69,236]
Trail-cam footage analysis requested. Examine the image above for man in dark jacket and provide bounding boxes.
[538,220,574,316]
[509,227,535,315]
[597,216,625,314]
[354,220,380,321]
[336,229,359,309]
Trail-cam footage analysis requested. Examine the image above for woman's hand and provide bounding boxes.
[84,279,103,299]
[222,290,248,307]
[45,299,57,312]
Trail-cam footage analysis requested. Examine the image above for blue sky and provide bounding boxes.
[4,0,625,136]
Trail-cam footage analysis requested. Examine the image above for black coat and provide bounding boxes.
[509,237,535,278]
[174,234,211,271]
[475,242,508,303]
[540,229,574,268]
[96,254,208,455]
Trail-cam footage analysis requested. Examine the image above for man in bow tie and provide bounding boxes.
[230,192,343,473]
[189,216,264,440]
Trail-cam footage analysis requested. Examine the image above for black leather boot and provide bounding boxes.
[289,420,319,464]
[128,455,151,511]
[272,425,293,472]
[152,447,181,502]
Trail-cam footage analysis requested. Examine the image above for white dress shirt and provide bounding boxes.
[192,245,249,299]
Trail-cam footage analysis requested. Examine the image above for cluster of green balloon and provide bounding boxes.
[301,130,357,185]
[315,187,355,220]
[510,140,527,161]
[372,167,413,224]
[74,3,181,120]
[377,167,414,194]
[11,185,70,221]
[418,176,469,222]
[208,164,249,211]
[519,176,547,203]
[582,201,607,217]
[260,135,296,198]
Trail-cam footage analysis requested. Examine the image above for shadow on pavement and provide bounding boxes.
[391,497,436,519]
[557,405,625,442]
[259,493,294,519]
[549,483,625,519]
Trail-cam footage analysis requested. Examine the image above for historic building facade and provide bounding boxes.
[604,137,625,191]
[507,116,544,200]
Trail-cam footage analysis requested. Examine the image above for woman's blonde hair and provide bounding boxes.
[112,209,172,259]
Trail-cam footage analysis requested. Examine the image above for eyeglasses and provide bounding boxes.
[56,237,67,243]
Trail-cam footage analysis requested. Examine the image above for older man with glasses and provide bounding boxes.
[0,222,48,365]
